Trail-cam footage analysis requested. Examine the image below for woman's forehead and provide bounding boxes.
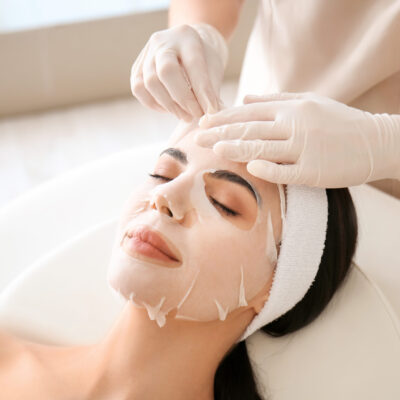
[176,131,248,174]
[175,131,277,202]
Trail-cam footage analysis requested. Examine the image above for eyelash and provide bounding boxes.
[148,173,239,217]
[209,197,238,216]
[148,173,171,182]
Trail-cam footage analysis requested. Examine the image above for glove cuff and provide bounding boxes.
[367,113,400,182]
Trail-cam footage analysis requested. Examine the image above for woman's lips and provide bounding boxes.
[121,225,182,267]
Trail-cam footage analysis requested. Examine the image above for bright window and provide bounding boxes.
[0,0,170,32]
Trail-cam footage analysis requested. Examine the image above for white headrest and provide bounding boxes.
[0,220,399,399]
[0,142,399,398]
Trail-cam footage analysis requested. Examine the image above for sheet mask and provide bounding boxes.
[265,211,277,266]
[238,265,248,307]
[278,183,286,239]
[107,160,282,327]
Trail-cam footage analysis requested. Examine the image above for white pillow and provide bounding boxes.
[0,218,399,399]
[0,141,399,399]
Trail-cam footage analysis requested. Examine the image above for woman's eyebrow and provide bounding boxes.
[159,148,188,165]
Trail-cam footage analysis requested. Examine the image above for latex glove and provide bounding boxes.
[130,23,228,122]
[195,92,400,188]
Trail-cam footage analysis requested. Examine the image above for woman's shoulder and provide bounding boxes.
[0,330,41,378]
[0,330,54,398]
[0,330,25,363]
[0,330,45,378]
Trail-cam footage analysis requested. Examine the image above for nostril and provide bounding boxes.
[161,206,173,217]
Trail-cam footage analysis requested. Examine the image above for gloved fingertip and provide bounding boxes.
[187,99,204,118]
[243,94,262,104]
[194,131,218,147]
[213,141,241,160]
[205,92,223,114]
[246,159,262,173]
[199,114,210,128]
[212,141,226,156]
[247,160,273,181]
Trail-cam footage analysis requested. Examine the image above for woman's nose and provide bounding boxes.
[152,194,175,218]
[150,191,196,226]
[149,174,197,225]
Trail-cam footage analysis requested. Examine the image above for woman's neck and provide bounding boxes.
[87,302,225,400]
[30,301,253,400]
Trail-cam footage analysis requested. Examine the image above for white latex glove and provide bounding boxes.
[195,92,400,188]
[130,23,228,122]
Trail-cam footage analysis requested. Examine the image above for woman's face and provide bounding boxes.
[107,128,283,327]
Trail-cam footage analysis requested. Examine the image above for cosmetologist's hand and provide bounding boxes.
[195,92,400,188]
[130,23,228,122]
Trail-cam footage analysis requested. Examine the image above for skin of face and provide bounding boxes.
[107,126,283,326]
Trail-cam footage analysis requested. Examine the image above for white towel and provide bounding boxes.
[239,184,328,341]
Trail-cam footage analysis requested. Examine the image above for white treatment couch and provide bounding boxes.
[0,141,399,399]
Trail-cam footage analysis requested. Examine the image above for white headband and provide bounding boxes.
[239,184,328,342]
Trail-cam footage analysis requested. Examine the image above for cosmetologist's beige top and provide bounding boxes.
[236,0,400,197]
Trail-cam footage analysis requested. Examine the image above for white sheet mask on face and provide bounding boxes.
[262,183,285,272]
[238,265,248,307]
[107,166,282,327]
[265,211,277,266]
[278,184,286,237]
[267,183,286,265]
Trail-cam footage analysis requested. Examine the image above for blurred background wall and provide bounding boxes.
[0,0,256,116]
[0,0,398,206]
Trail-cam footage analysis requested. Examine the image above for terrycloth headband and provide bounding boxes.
[239,184,328,342]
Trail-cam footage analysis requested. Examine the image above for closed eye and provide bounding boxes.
[209,197,238,216]
[148,173,172,182]
[148,172,239,217]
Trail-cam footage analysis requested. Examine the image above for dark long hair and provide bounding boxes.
[214,188,358,400]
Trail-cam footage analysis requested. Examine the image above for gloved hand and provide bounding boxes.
[130,23,228,122]
[195,92,400,188]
